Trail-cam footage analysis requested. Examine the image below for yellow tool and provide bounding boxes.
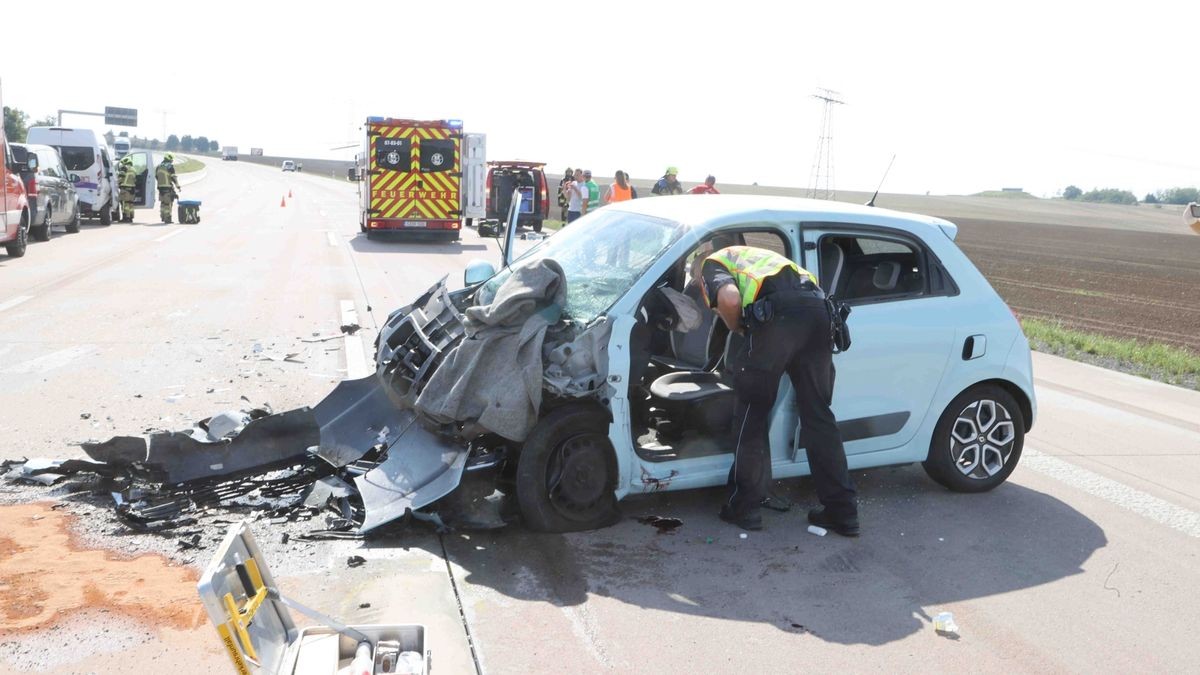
[220,559,269,666]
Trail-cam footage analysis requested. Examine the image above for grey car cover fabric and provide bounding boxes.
[415,259,567,441]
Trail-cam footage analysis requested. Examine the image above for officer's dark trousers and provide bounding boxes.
[726,295,857,517]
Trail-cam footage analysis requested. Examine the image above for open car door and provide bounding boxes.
[501,188,522,268]
[127,150,157,208]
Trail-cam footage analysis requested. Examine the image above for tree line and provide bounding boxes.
[4,105,221,155]
[1062,185,1199,205]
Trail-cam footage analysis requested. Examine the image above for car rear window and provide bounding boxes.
[56,146,95,171]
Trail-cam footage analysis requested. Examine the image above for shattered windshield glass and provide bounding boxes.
[480,210,684,322]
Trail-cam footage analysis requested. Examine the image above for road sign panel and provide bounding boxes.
[104,106,138,127]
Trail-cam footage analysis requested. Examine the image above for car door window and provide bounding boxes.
[819,233,956,303]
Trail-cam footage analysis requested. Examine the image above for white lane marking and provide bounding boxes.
[340,300,370,379]
[1024,448,1200,538]
[0,295,33,313]
[154,229,186,243]
[2,345,97,375]
[326,231,338,247]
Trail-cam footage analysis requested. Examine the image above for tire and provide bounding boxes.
[66,202,80,233]
[365,229,376,240]
[33,205,52,242]
[465,217,474,229]
[99,201,112,226]
[516,404,620,532]
[533,219,543,233]
[922,384,1025,493]
[5,212,28,258]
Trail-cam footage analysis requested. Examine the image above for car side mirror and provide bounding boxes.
[347,168,359,181]
[70,174,81,184]
[464,259,497,286]
[25,155,38,172]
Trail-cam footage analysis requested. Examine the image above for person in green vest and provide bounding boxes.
[118,156,137,222]
[583,169,600,212]
[696,244,857,534]
[155,153,181,223]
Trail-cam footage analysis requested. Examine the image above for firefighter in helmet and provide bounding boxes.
[155,153,181,223]
[118,156,137,222]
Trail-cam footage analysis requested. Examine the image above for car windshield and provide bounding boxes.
[55,146,94,171]
[477,209,685,323]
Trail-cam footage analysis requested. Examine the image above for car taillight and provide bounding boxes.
[485,171,493,210]
[540,174,548,216]
[24,177,36,196]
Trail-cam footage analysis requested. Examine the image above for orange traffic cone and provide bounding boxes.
[288,189,293,198]
[280,196,287,207]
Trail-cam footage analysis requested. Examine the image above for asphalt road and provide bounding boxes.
[0,162,1198,673]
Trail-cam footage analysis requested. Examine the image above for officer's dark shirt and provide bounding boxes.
[701,260,807,308]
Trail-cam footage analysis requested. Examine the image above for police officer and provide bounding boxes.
[697,245,859,535]
[118,156,137,222]
[155,153,181,223]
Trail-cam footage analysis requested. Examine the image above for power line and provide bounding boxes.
[807,88,845,200]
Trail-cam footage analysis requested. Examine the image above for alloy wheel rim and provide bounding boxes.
[949,399,1016,479]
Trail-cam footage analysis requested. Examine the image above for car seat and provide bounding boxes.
[650,284,720,372]
[647,332,742,437]
[819,240,846,296]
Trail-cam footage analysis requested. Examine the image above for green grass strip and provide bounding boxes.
[174,156,205,174]
[1021,317,1200,389]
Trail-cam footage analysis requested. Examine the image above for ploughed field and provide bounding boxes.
[951,217,1200,351]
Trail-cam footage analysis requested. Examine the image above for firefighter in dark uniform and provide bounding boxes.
[697,245,859,535]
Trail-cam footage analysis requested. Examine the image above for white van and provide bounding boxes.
[113,137,131,159]
[25,127,120,225]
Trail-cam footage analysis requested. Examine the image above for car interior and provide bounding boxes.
[627,229,789,462]
[489,166,540,219]
[818,234,927,302]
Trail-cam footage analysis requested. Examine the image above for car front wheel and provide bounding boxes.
[33,205,52,241]
[5,213,28,258]
[922,384,1024,493]
[516,405,620,532]
[99,201,112,226]
[66,201,81,233]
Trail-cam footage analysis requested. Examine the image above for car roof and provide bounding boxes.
[606,194,958,241]
[26,127,100,143]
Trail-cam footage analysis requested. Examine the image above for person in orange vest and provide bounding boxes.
[603,170,634,204]
[689,175,720,194]
[696,244,857,534]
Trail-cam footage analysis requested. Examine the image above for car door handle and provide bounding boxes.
[962,334,986,360]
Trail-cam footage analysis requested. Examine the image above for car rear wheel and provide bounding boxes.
[33,205,52,241]
[66,202,81,233]
[533,219,543,233]
[516,405,620,532]
[99,201,112,226]
[922,384,1024,493]
[5,213,29,258]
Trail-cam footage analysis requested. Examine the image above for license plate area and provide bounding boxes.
[404,220,427,228]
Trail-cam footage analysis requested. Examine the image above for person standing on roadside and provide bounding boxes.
[603,170,634,204]
[118,156,137,222]
[584,169,601,212]
[651,166,684,196]
[689,175,720,195]
[564,168,588,224]
[558,167,574,221]
[155,153,181,224]
[695,244,858,534]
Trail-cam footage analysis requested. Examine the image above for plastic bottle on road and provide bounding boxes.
[933,611,959,633]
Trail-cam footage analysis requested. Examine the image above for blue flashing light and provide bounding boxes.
[367,116,384,123]
[446,119,463,128]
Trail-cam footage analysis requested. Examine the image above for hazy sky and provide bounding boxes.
[5,0,1197,197]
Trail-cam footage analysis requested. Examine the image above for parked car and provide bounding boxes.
[2,128,33,257]
[25,127,119,225]
[369,195,1036,532]
[281,160,296,172]
[11,143,81,240]
[485,160,550,232]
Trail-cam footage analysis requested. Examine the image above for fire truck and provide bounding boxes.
[350,117,486,241]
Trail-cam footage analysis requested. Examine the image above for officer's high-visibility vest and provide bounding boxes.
[705,246,817,308]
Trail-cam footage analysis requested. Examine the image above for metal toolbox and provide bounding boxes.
[197,520,429,674]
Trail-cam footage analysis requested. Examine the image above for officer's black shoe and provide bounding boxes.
[807,507,860,537]
[719,506,763,531]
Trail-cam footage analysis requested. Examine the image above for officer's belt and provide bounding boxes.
[761,288,826,312]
